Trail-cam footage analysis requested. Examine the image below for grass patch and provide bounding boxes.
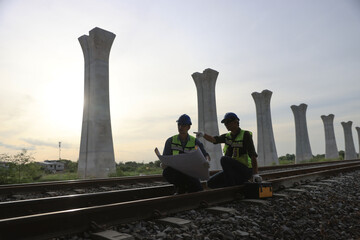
[278,159,295,165]
[299,157,340,164]
[36,172,79,182]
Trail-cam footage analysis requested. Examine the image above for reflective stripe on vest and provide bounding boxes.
[171,135,196,155]
[223,130,252,168]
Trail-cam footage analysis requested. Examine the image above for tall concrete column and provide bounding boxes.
[291,103,313,162]
[341,121,357,160]
[78,27,116,179]
[356,127,360,158]
[251,89,278,166]
[321,114,339,159]
[192,68,222,170]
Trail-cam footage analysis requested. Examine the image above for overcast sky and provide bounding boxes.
[0,0,359,163]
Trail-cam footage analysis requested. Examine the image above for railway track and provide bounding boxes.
[1,159,358,197]
[0,159,359,240]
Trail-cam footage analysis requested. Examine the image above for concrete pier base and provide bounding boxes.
[192,68,223,170]
[341,121,357,160]
[291,103,313,163]
[77,27,116,179]
[321,114,339,159]
[251,89,278,166]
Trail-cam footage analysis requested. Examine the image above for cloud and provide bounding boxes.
[21,138,56,148]
[21,138,77,149]
[0,141,35,151]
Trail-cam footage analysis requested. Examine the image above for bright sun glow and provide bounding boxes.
[42,79,83,131]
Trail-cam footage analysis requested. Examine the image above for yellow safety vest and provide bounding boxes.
[171,135,196,155]
[223,130,252,168]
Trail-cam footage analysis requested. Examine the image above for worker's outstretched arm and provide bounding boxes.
[194,132,216,143]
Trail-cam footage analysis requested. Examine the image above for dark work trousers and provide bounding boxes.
[207,156,252,189]
[163,167,203,193]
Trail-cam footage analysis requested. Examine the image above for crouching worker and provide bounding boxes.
[162,114,210,194]
[194,112,262,188]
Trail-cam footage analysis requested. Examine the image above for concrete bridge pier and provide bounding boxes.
[291,103,313,163]
[341,121,357,160]
[192,68,223,170]
[251,89,278,166]
[321,114,339,159]
[78,27,116,179]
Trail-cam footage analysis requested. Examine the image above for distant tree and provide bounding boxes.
[112,160,162,177]
[118,161,141,172]
[312,154,325,160]
[12,149,34,182]
[0,153,12,184]
[279,154,295,161]
[59,159,78,172]
[287,154,295,161]
[25,162,43,181]
[0,149,42,184]
[339,150,345,160]
[278,154,295,165]
[0,153,10,162]
[154,160,161,168]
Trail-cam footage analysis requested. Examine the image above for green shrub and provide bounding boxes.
[37,172,78,182]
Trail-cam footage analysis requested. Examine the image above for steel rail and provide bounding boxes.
[0,185,175,220]
[269,163,360,191]
[1,160,360,221]
[0,174,165,195]
[258,158,360,171]
[261,160,360,180]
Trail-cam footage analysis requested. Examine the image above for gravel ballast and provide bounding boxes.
[58,170,360,240]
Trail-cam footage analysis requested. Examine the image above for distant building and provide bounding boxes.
[39,160,64,172]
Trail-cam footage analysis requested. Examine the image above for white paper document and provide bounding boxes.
[154,148,209,180]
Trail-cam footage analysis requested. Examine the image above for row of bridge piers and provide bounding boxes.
[195,70,359,168]
[77,27,359,178]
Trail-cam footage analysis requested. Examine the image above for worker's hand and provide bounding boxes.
[193,131,204,138]
[206,155,211,162]
[252,174,262,183]
[203,161,210,169]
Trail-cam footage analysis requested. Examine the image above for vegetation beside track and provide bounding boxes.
[277,151,344,165]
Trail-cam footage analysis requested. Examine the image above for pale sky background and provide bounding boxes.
[0,0,359,163]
